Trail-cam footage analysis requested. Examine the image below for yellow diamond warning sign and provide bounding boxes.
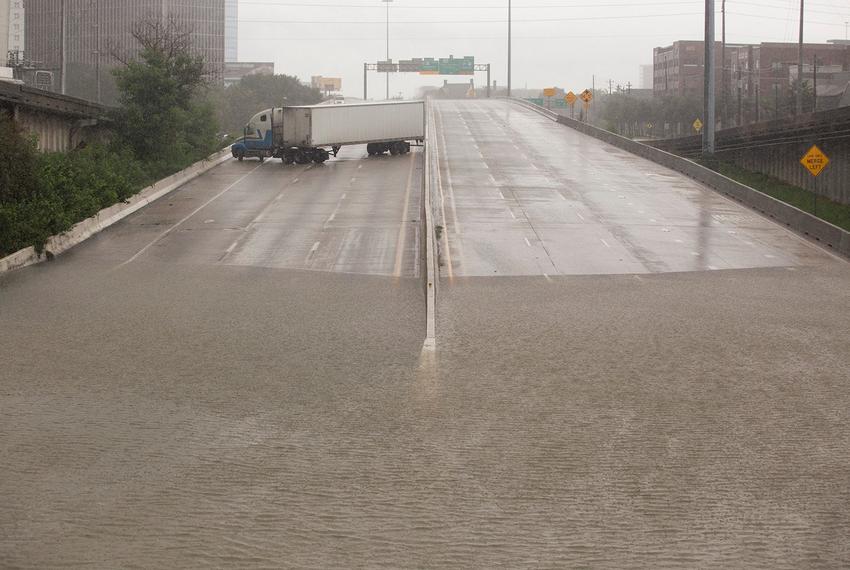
[580,89,593,103]
[800,145,830,177]
[693,118,703,132]
[565,91,577,105]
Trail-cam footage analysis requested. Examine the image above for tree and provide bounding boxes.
[212,74,323,136]
[111,17,219,176]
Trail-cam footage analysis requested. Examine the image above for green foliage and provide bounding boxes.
[597,93,703,138]
[1,18,223,258]
[0,124,146,256]
[111,19,219,178]
[212,74,323,136]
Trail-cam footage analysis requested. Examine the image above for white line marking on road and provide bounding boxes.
[350,177,356,183]
[224,240,239,254]
[341,193,347,199]
[600,238,611,248]
[393,151,417,278]
[358,164,363,169]
[524,237,532,247]
[498,191,505,199]
[543,273,553,282]
[576,212,585,221]
[310,241,320,253]
[558,193,566,201]
[293,178,299,183]
[509,209,517,220]
[119,163,262,267]
[488,174,497,184]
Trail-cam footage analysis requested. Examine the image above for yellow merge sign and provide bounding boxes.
[693,118,703,133]
[801,145,830,177]
[543,88,557,98]
[565,91,577,105]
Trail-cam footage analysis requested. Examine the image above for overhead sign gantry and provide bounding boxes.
[363,56,493,99]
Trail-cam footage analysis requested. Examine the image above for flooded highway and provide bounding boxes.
[2,111,850,568]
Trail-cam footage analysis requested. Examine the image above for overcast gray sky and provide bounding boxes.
[237,0,850,99]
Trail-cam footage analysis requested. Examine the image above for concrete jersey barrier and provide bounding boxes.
[509,98,850,260]
[0,148,233,275]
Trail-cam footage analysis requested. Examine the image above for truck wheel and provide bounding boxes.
[295,150,311,165]
[313,149,330,164]
[259,156,265,163]
[366,143,376,156]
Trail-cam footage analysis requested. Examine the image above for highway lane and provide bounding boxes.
[75,145,422,276]
[432,99,833,277]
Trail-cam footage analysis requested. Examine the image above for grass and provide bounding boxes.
[702,160,850,233]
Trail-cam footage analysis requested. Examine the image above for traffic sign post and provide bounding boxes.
[693,118,703,133]
[580,89,593,122]
[543,88,556,109]
[801,145,830,216]
[565,91,577,118]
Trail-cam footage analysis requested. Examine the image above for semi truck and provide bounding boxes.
[231,100,425,164]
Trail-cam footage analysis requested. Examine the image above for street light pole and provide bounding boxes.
[382,0,393,100]
[703,0,716,156]
[507,0,512,97]
[797,0,804,116]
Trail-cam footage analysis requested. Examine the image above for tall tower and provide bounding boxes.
[225,0,238,62]
[0,0,9,64]
[24,0,224,102]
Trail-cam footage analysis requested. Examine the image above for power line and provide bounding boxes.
[240,12,703,25]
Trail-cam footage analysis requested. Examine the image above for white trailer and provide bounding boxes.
[232,101,425,165]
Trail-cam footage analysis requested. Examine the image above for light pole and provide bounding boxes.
[797,0,804,116]
[507,0,512,97]
[703,0,716,156]
[382,0,393,100]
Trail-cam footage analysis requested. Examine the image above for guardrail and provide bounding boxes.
[510,97,850,259]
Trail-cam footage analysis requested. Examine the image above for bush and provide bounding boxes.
[0,115,147,257]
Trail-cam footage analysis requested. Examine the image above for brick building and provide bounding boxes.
[24,0,224,104]
[654,40,850,124]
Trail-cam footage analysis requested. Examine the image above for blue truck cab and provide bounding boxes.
[231,108,275,162]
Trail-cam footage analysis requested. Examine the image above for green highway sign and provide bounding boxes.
[438,56,475,75]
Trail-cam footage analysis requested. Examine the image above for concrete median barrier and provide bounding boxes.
[0,148,233,275]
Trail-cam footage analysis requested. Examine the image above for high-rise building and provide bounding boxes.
[24,0,224,104]
[0,1,8,62]
[225,0,237,63]
[2,0,24,64]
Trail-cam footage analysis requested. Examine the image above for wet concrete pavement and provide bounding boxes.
[432,100,831,277]
[2,106,850,568]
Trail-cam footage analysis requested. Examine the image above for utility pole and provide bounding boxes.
[703,0,716,155]
[796,0,804,116]
[382,0,392,100]
[813,55,818,112]
[721,0,727,129]
[61,0,67,95]
[507,0,512,97]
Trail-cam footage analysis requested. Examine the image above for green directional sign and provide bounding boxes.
[438,56,475,75]
[420,58,439,75]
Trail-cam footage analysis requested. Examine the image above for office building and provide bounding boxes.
[225,0,237,62]
[24,0,224,103]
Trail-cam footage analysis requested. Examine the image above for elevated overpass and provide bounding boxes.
[1,98,849,567]
[0,81,109,152]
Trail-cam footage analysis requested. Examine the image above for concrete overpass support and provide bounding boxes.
[1,81,108,152]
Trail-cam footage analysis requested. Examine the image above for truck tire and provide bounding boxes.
[295,150,311,165]
[313,149,330,164]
